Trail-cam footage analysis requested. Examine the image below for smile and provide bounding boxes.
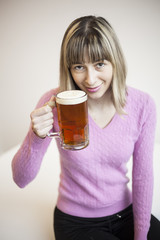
[86,84,102,93]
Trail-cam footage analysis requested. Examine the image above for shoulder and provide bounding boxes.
[35,87,59,108]
[126,86,156,111]
[125,86,157,128]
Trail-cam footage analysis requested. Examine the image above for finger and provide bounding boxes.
[31,105,52,118]
[36,125,53,138]
[34,119,53,131]
[48,96,56,108]
[32,112,53,125]
[44,95,56,108]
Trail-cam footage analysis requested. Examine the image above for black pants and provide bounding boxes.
[54,205,160,240]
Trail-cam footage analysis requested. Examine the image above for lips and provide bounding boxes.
[86,84,102,93]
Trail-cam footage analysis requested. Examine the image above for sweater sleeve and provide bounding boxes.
[11,89,55,188]
[132,95,157,240]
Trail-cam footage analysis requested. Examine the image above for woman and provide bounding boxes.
[12,15,160,240]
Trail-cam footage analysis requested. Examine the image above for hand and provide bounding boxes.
[30,96,55,138]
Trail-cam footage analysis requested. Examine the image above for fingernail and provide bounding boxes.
[48,101,55,108]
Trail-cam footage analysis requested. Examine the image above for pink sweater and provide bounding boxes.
[12,86,157,240]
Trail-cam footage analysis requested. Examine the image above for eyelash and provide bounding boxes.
[73,62,105,71]
[74,65,84,70]
[96,62,105,68]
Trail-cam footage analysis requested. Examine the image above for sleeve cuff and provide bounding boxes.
[30,129,51,145]
[134,230,148,240]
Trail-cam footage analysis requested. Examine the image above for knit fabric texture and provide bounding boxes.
[12,86,157,240]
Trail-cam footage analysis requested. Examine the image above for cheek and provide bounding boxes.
[72,73,83,85]
[106,67,113,82]
[109,72,113,83]
[110,66,113,78]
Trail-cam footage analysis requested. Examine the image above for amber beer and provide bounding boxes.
[56,90,89,150]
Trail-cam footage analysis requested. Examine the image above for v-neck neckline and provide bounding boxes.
[88,111,118,131]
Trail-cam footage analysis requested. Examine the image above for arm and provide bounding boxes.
[132,96,157,240]
[12,90,55,188]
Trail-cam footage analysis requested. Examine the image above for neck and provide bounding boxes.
[87,90,116,129]
[88,90,113,112]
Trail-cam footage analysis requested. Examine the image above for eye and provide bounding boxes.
[72,65,85,72]
[75,65,84,70]
[96,62,105,69]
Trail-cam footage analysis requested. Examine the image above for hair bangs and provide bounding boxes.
[66,35,85,67]
[66,32,112,67]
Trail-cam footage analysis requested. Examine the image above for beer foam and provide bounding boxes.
[56,90,87,105]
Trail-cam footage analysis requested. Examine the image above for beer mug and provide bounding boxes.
[47,90,89,150]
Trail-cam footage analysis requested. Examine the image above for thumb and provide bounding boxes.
[44,95,56,108]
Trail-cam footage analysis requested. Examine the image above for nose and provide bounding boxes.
[85,67,97,86]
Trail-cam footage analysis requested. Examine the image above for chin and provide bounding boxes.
[88,91,105,100]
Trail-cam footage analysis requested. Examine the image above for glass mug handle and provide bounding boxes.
[47,132,60,138]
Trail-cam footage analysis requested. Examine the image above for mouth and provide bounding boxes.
[86,84,102,93]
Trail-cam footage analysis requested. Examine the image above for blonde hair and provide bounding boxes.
[59,15,127,114]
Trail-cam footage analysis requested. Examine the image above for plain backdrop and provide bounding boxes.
[0,0,160,155]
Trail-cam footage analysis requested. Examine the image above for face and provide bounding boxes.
[70,55,113,101]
